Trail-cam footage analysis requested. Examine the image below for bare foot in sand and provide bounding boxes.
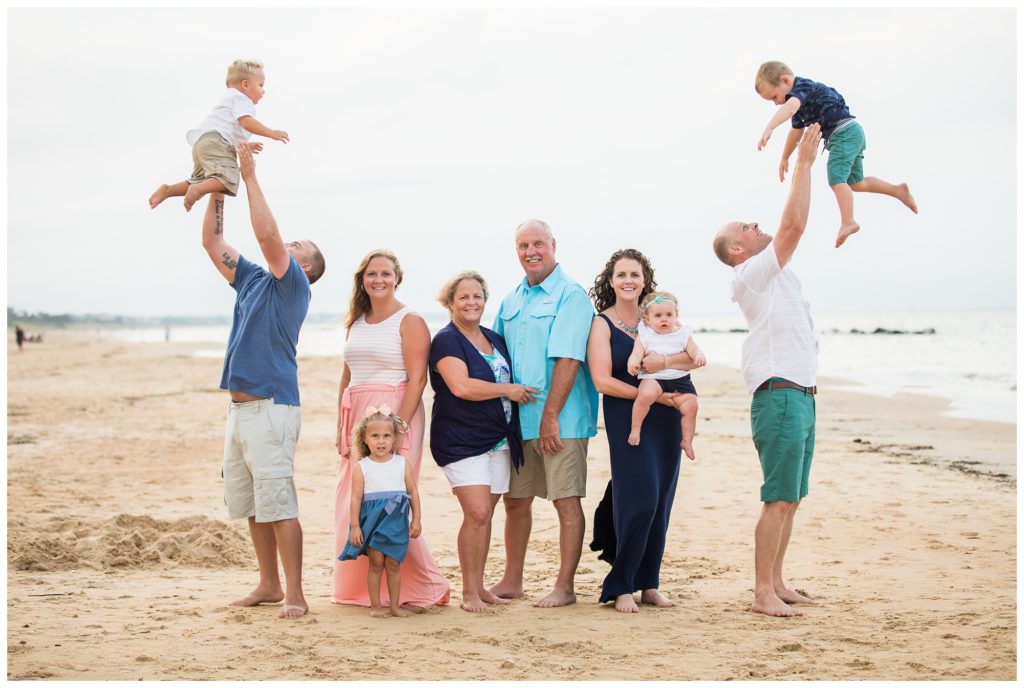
[614,593,639,613]
[534,589,576,608]
[627,430,641,446]
[278,603,307,619]
[390,605,413,618]
[460,595,488,613]
[680,439,695,460]
[399,603,427,614]
[149,184,171,209]
[640,589,676,608]
[369,605,389,618]
[183,184,203,212]
[488,581,524,600]
[751,591,803,617]
[775,586,817,605]
[835,221,860,248]
[480,590,511,606]
[230,585,284,607]
[898,183,918,213]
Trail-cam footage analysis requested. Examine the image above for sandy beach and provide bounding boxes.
[5,333,1016,680]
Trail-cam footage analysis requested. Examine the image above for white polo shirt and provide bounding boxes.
[732,246,819,393]
[186,88,256,147]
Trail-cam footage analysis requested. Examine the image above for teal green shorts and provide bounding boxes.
[750,380,816,503]
[825,121,866,186]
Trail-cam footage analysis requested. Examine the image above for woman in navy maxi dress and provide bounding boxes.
[586,249,697,611]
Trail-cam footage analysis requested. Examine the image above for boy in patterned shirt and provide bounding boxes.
[755,61,917,247]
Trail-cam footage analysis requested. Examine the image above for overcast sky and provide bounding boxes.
[6,6,1017,319]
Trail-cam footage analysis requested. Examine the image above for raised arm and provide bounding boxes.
[238,115,289,143]
[201,193,240,283]
[236,143,290,278]
[757,98,801,151]
[772,123,821,267]
[777,127,803,182]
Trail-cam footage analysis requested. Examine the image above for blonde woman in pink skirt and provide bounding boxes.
[333,249,450,609]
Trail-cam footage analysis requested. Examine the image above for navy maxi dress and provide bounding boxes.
[591,313,683,602]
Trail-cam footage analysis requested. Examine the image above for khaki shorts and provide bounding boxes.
[190,131,240,196]
[223,398,301,522]
[507,438,588,501]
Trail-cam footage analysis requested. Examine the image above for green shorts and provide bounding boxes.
[750,381,816,503]
[825,121,866,186]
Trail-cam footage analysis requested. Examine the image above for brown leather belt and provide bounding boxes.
[756,379,817,395]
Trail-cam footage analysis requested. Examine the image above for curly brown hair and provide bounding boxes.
[588,248,657,313]
[344,250,404,331]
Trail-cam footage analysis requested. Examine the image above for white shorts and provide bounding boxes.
[223,398,301,523]
[440,448,511,494]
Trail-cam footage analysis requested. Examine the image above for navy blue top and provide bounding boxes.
[428,322,524,468]
[220,254,311,406]
[788,76,854,139]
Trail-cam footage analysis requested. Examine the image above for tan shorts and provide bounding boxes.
[189,131,239,196]
[507,438,588,501]
[223,398,301,523]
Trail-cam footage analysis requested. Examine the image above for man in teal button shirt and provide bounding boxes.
[489,219,598,608]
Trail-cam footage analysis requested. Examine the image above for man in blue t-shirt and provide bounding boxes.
[489,219,598,608]
[201,143,325,620]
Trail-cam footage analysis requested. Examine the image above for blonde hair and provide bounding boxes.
[640,290,679,316]
[755,61,793,91]
[345,249,404,331]
[226,59,264,87]
[350,409,400,460]
[437,271,489,311]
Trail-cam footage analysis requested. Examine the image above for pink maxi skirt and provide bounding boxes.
[332,382,450,607]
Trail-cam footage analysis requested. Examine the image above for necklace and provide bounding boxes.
[612,305,639,335]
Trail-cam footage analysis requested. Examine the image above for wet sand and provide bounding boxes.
[6,334,1016,679]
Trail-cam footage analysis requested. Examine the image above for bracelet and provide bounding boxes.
[394,416,410,434]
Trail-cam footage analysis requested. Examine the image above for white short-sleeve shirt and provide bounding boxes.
[186,88,257,147]
[636,320,693,381]
[732,246,819,393]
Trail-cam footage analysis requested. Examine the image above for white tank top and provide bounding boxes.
[344,306,411,385]
[359,455,407,493]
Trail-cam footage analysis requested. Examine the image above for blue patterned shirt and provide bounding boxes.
[788,76,855,140]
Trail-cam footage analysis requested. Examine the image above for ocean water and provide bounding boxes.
[95,309,1016,424]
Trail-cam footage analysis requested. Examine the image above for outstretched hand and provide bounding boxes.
[796,123,822,165]
[757,129,772,151]
[236,142,256,180]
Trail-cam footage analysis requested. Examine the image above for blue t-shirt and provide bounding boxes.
[220,254,311,405]
[493,264,598,441]
[787,76,854,139]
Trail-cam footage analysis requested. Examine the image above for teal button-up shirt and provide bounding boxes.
[493,264,598,441]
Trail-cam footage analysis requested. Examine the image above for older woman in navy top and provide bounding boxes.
[429,271,539,613]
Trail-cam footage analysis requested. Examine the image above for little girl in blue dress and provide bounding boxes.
[338,405,423,618]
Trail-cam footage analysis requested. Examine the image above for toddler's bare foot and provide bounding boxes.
[627,430,641,446]
[369,605,388,618]
[680,439,695,460]
[399,603,427,614]
[614,593,639,613]
[149,184,171,209]
[390,605,413,618]
[183,184,203,212]
[640,588,676,608]
[898,183,918,213]
[835,221,860,248]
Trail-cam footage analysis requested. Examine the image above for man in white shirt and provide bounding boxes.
[712,123,822,617]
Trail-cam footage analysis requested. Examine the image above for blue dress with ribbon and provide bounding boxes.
[338,486,411,563]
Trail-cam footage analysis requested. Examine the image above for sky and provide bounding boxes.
[5,6,1018,320]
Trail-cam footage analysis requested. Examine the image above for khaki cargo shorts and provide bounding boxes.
[507,438,588,501]
[189,131,240,196]
[223,398,301,522]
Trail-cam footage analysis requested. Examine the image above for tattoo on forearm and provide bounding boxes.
[214,199,224,235]
[221,252,238,270]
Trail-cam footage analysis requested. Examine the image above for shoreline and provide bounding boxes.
[6,335,1016,680]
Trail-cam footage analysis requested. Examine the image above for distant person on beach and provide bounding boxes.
[489,219,598,608]
[586,249,699,613]
[755,60,917,247]
[625,291,706,458]
[150,59,289,212]
[713,123,822,617]
[428,271,535,612]
[202,142,325,620]
[15,324,25,351]
[337,407,423,619]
